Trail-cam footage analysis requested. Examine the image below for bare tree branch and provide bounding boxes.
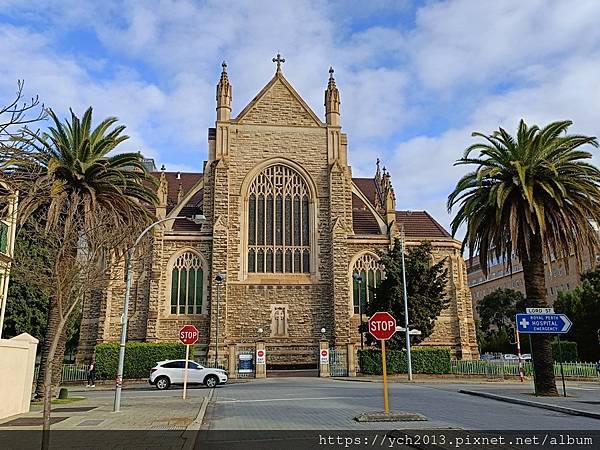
[0,80,47,144]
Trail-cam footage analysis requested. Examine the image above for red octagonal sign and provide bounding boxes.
[368,312,397,341]
[179,324,199,345]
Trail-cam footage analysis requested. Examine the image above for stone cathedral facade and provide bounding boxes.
[77,57,478,368]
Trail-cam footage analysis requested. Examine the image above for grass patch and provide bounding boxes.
[31,396,86,405]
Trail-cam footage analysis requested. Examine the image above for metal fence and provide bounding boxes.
[451,360,598,379]
[35,359,229,384]
[195,357,227,371]
[329,348,348,377]
[33,363,90,383]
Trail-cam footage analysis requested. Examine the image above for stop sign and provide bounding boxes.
[368,312,397,340]
[179,324,199,345]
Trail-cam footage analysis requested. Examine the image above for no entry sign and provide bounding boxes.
[320,348,329,364]
[368,312,397,341]
[179,324,199,345]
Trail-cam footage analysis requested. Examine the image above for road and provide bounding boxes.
[204,377,600,430]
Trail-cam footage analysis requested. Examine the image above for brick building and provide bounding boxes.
[77,57,478,368]
[466,253,597,307]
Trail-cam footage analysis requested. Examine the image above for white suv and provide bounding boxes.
[149,360,228,390]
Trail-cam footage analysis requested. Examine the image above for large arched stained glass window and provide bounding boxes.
[352,253,384,314]
[247,165,310,274]
[170,251,204,314]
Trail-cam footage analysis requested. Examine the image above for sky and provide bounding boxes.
[1,0,600,235]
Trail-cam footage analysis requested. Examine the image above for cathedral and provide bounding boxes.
[77,56,478,371]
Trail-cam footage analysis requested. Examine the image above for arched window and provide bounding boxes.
[247,165,310,273]
[170,251,204,314]
[351,253,384,314]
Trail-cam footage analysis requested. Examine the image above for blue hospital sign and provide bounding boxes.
[516,313,572,334]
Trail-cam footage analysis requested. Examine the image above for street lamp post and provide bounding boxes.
[400,227,413,381]
[214,273,226,368]
[353,273,364,349]
[113,214,205,412]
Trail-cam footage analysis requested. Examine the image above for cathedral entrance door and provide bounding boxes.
[265,344,319,377]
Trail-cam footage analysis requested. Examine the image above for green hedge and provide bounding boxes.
[552,340,578,363]
[95,342,188,379]
[358,347,451,374]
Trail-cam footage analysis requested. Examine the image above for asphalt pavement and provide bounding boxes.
[204,377,600,430]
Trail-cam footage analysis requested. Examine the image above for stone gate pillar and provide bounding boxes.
[347,343,356,377]
[319,340,330,378]
[255,341,266,379]
[228,344,237,379]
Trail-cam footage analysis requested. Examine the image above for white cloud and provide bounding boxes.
[388,52,600,237]
[2,0,600,238]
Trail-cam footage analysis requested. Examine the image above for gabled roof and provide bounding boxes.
[352,177,381,209]
[352,193,383,235]
[395,211,451,239]
[173,206,204,232]
[234,72,324,127]
[151,172,204,210]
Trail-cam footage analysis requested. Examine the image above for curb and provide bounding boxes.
[183,388,214,450]
[331,377,524,384]
[459,389,600,420]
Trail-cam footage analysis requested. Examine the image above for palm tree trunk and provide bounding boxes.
[522,233,558,396]
[35,299,67,399]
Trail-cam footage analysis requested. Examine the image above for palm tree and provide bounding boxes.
[448,119,600,396]
[6,107,157,445]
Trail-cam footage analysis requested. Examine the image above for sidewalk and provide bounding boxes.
[0,388,211,449]
[334,373,529,383]
[459,382,600,419]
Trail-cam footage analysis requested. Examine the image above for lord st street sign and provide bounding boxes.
[516,313,572,334]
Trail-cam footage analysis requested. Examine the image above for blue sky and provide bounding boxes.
[1,0,600,233]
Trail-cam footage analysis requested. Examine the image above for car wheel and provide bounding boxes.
[155,376,171,390]
[204,375,218,388]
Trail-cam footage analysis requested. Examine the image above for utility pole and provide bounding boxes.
[113,214,204,412]
[353,273,364,349]
[400,226,413,381]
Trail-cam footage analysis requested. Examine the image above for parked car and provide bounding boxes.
[521,354,532,360]
[502,354,518,361]
[149,359,228,390]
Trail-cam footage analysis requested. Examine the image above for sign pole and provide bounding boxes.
[368,311,396,415]
[557,335,567,397]
[516,329,524,383]
[381,339,389,414]
[179,324,199,399]
[183,344,190,400]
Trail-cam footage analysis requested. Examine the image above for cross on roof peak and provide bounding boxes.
[272,53,285,72]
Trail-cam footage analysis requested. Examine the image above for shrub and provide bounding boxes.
[552,340,578,363]
[58,388,68,399]
[95,342,188,379]
[358,347,451,374]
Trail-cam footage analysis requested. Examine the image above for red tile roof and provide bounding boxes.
[351,192,383,235]
[150,172,203,209]
[146,172,450,238]
[395,211,451,238]
[352,177,380,208]
[150,172,204,231]
[172,206,204,232]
